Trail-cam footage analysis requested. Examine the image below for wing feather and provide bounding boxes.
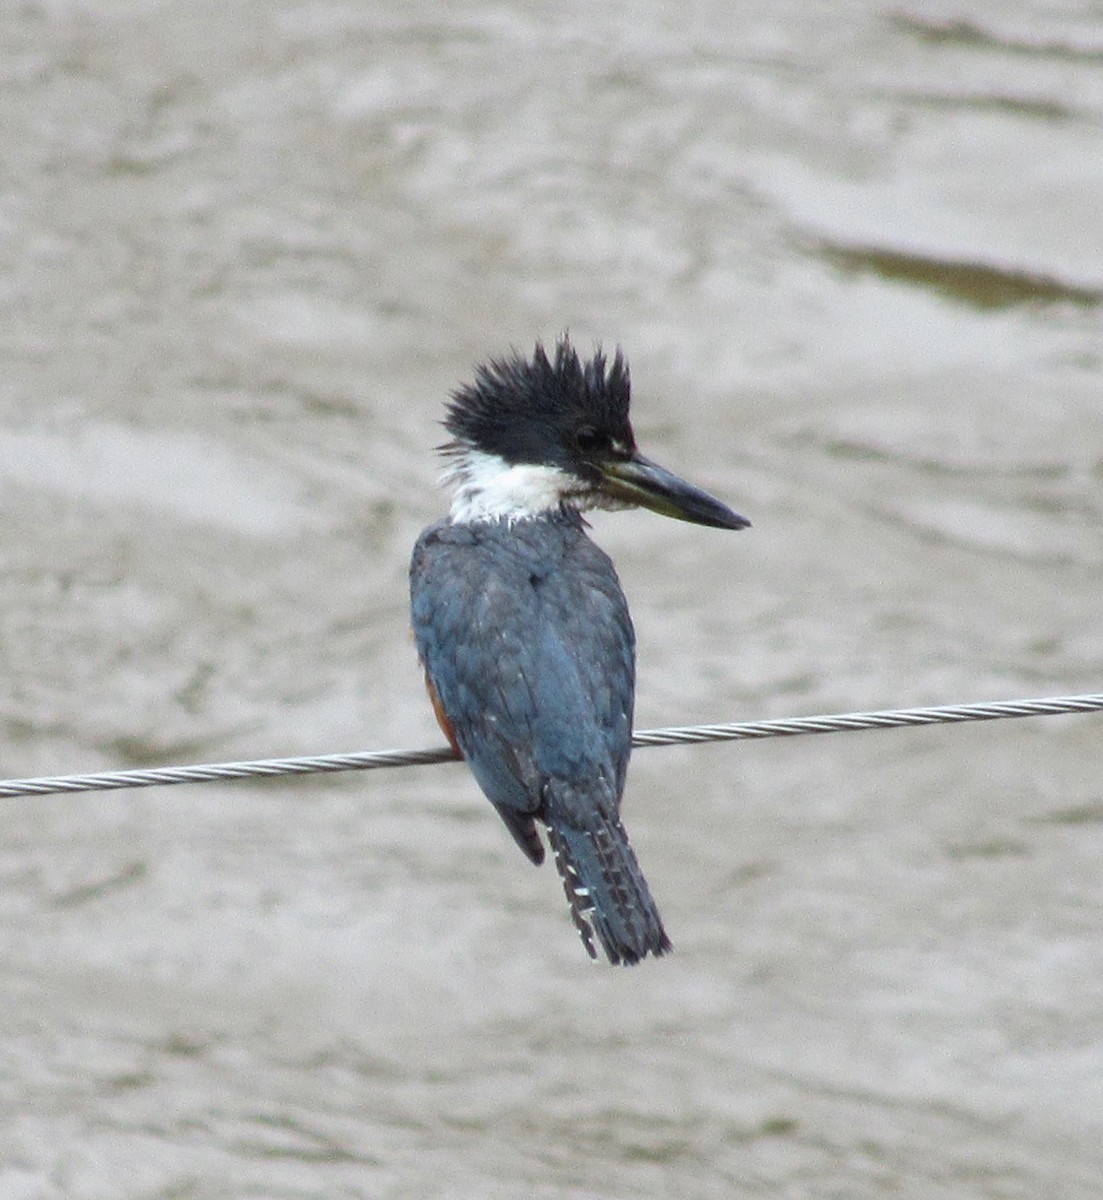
[410,517,635,859]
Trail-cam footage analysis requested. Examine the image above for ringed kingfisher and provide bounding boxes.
[410,337,749,964]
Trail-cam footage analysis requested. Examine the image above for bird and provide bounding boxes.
[409,337,749,964]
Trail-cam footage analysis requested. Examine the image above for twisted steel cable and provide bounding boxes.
[1,692,1099,799]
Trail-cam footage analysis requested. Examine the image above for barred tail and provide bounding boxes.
[546,813,671,965]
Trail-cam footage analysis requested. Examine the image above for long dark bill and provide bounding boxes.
[599,454,751,531]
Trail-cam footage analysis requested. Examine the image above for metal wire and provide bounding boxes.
[1,692,1099,800]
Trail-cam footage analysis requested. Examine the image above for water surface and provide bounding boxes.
[2,2,1102,1197]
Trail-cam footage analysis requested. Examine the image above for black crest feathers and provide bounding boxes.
[441,337,635,469]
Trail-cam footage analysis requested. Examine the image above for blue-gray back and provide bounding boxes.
[410,512,636,822]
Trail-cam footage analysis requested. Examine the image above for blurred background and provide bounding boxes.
[1,2,1101,1196]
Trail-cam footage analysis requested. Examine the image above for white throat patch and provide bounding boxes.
[445,448,578,522]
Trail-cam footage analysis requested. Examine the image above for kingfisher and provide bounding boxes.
[410,338,749,964]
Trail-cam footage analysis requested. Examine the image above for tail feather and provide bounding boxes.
[546,815,671,965]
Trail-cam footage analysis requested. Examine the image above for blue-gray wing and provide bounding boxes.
[409,517,636,862]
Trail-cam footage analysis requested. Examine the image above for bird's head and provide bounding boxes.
[440,337,750,530]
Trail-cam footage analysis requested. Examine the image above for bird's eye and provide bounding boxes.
[575,426,609,455]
